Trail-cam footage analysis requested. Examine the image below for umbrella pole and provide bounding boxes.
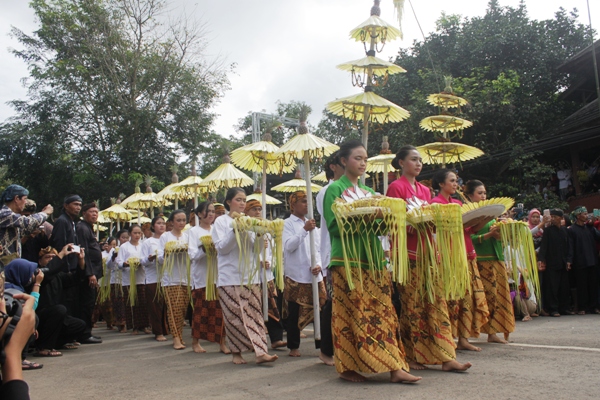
[117,217,120,232]
[138,208,141,225]
[361,104,370,185]
[194,196,199,226]
[175,199,179,210]
[383,160,389,195]
[261,162,269,321]
[303,151,321,343]
[151,207,155,218]
[96,221,100,241]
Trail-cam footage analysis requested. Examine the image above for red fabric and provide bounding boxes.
[430,194,477,260]
[386,176,432,260]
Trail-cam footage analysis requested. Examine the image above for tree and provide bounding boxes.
[0,0,229,208]
[318,1,590,202]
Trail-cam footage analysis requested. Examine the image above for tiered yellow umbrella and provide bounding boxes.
[312,171,328,183]
[99,201,132,232]
[417,142,484,165]
[326,0,410,183]
[169,164,206,225]
[366,136,397,194]
[420,115,473,134]
[246,192,281,205]
[276,108,339,342]
[123,176,171,222]
[271,170,324,194]
[199,154,254,193]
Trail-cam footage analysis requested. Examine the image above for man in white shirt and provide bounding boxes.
[283,191,326,358]
[314,151,343,366]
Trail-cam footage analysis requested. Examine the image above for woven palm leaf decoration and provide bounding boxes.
[161,241,191,302]
[200,235,218,301]
[331,195,408,290]
[127,257,141,306]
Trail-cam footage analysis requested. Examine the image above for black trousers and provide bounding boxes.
[36,305,86,350]
[78,280,97,339]
[286,301,301,350]
[265,316,284,343]
[543,268,570,314]
[574,266,599,312]
[319,298,333,357]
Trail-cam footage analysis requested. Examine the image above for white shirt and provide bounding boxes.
[115,241,145,286]
[316,181,332,276]
[157,231,190,287]
[212,214,259,287]
[141,237,162,284]
[283,214,323,284]
[188,225,211,290]
[261,234,275,283]
[105,248,119,285]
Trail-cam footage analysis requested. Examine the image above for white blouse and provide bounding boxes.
[212,214,259,287]
[157,231,190,287]
[261,234,275,283]
[141,237,161,284]
[283,215,323,285]
[115,241,145,286]
[188,225,211,290]
[105,248,119,285]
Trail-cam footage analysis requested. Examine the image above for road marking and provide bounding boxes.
[507,343,600,352]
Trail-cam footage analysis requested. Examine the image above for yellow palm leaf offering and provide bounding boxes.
[461,198,515,227]
[99,258,111,303]
[200,235,218,301]
[492,219,541,304]
[331,195,408,290]
[127,257,141,306]
[407,203,470,301]
[231,213,285,290]
[162,241,191,300]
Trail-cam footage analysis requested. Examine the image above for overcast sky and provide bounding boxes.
[1,0,598,137]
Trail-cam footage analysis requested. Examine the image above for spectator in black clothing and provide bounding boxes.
[567,206,600,314]
[20,200,50,263]
[538,209,572,316]
[75,203,103,344]
[35,246,86,355]
[49,195,82,273]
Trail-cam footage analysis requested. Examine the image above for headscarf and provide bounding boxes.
[570,206,587,223]
[64,194,83,205]
[3,258,38,292]
[528,208,543,238]
[288,191,307,213]
[23,199,37,213]
[1,184,29,204]
[244,199,261,214]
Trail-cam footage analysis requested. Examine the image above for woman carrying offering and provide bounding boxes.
[188,201,230,354]
[157,210,191,350]
[386,145,471,371]
[115,225,149,335]
[140,216,168,341]
[212,188,277,365]
[108,230,129,333]
[465,180,515,344]
[323,140,421,383]
[430,169,489,352]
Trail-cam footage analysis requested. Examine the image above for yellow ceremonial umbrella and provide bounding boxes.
[312,171,328,183]
[170,165,206,226]
[199,154,254,192]
[420,115,473,134]
[276,110,338,342]
[271,173,324,194]
[327,91,410,124]
[99,203,132,232]
[366,136,397,194]
[337,56,406,76]
[349,15,402,43]
[417,142,484,166]
[426,93,468,109]
[246,192,282,205]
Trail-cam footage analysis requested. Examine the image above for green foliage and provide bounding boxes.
[0,0,229,208]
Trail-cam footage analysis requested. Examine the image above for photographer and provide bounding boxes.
[34,246,86,355]
[1,281,36,400]
[21,200,52,263]
[0,185,53,269]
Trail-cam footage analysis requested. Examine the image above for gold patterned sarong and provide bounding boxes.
[283,276,326,330]
[331,266,409,374]
[448,258,490,338]
[399,259,456,365]
[477,260,516,335]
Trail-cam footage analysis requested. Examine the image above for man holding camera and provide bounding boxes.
[76,203,103,344]
[0,185,53,270]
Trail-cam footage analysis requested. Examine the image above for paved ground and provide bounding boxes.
[26,315,600,400]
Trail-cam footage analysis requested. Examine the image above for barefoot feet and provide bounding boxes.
[390,369,422,383]
[457,337,482,352]
[173,337,186,350]
[192,339,206,353]
[220,342,232,354]
[289,349,301,357]
[319,352,335,366]
[408,361,427,370]
[155,335,167,342]
[232,352,247,365]
[487,333,508,344]
[442,360,472,372]
[339,371,367,382]
[256,354,278,364]
[271,340,287,349]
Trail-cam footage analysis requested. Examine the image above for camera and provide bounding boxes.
[70,245,81,253]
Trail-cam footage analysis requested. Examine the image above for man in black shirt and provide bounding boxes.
[76,203,103,343]
[538,209,571,316]
[566,206,600,314]
[50,195,82,273]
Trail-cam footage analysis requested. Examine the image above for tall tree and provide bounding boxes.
[0,0,229,207]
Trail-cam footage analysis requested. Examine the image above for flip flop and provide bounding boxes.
[33,349,63,357]
[22,360,44,370]
[62,343,79,350]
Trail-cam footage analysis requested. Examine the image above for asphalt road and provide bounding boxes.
[26,315,600,400]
